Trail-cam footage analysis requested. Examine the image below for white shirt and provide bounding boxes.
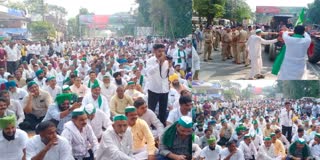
[200,145,222,160]
[140,109,164,137]
[100,83,117,103]
[220,148,245,160]
[280,108,293,127]
[9,88,28,106]
[96,126,135,160]
[26,135,74,160]
[88,109,112,139]
[5,46,19,61]
[43,85,62,100]
[166,107,192,124]
[309,139,320,158]
[145,56,174,93]
[278,32,311,80]
[61,121,99,159]
[0,129,28,160]
[257,144,282,160]
[8,99,25,125]
[82,93,110,119]
[238,141,257,160]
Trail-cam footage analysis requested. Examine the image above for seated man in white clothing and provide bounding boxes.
[96,114,136,160]
[0,115,28,160]
[220,140,245,160]
[200,137,222,160]
[133,98,164,139]
[84,104,111,141]
[26,120,74,160]
[166,95,192,126]
[257,137,282,160]
[43,76,62,100]
[6,80,28,105]
[238,134,257,160]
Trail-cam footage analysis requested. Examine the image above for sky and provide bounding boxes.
[231,80,276,89]
[245,0,315,11]
[14,0,136,18]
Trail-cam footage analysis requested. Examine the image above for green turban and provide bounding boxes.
[55,93,73,105]
[0,115,16,129]
[207,137,216,144]
[35,70,44,77]
[46,76,56,82]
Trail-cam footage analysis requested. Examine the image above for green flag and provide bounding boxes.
[295,8,305,26]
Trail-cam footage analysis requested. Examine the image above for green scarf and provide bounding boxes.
[289,143,310,158]
[271,34,304,75]
[139,75,144,86]
[97,95,102,108]
[88,79,98,88]
[162,122,192,155]
[109,70,113,76]
[178,50,186,63]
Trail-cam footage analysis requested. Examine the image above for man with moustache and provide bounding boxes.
[26,120,73,160]
[96,114,136,159]
[34,69,47,88]
[61,108,99,160]
[0,115,28,160]
[42,93,81,134]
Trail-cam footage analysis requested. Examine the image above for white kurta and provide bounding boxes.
[200,145,222,160]
[0,129,28,160]
[43,85,62,100]
[82,93,110,119]
[26,135,74,160]
[257,144,282,160]
[309,139,320,158]
[100,83,117,103]
[96,126,136,160]
[172,49,187,70]
[238,141,257,160]
[140,109,165,138]
[247,35,278,78]
[61,121,99,159]
[192,46,200,72]
[278,32,311,80]
[88,109,112,139]
[8,99,25,125]
[220,148,245,160]
[9,88,28,106]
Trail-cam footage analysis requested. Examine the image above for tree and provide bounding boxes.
[67,18,77,38]
[224,0,251,23]
[276,81,320,99]
[224,89,236,101]
[306,0,320,24]
[136,0,151,26]
[193,0,226,25]
[7,1,26,10]
[28,21,56,40]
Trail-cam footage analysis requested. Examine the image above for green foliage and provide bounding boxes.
[67,18,77,38]
[7,1,26,10]
[224,0,251,23]
[224,89,236,101]
[306,0,320,24]
[136,0,192,38]
[193,0,226,25]
[28,21,56,40]
[276,81,320,99]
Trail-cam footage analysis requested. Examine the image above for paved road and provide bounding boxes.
[198,47,320,81]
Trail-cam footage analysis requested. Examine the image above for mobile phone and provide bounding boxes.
[77,97,83,103]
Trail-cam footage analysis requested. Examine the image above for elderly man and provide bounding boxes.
[257,137,282,160]
[61,108,99,160]
[84,104,111,141]
[110,86,134,116]
[124,81,144,101]
[169,73,188,94]
[19,81,52,131]
[96,115,136,159]
[134,98,164,138]
[220,140,245,160]
[42,93,81,134]
[158,116,193,160]
[82,82,110,118]
[200,137,222,160]
[166,96,192,126]
[0,115,28,160]
[100,75,117,102]
[125,106,156,160]
[26,120,73,160]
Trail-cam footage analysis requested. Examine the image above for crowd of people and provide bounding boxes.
[0,37,195,160]
[192,23,312,80]
[192,98,320,160]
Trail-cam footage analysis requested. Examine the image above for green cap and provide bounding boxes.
[91,82,100,89]
[178,116,193,128]
[47,76,56,82]
[312,117,317,120]
[231,117,236,120]
[103,75,110,79]
[84,104,96,115]
[221,119,226,124]
[125,106,136,113]
[27,81,37,89]
[270,133,276,137]
[72,108,85,117]
[127,81,134,85]
[207,137,216,144]
[244,134,251,139]
[35,69,44,77]
[62,85,70,91]
[0,115,16,129]
[252,120,258,125]
[113,114,128,121]
[296,138,306,144]
[55,93,73,105]
[264,137,272,141]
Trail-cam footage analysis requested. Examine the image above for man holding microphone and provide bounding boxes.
[146,43,174,125]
